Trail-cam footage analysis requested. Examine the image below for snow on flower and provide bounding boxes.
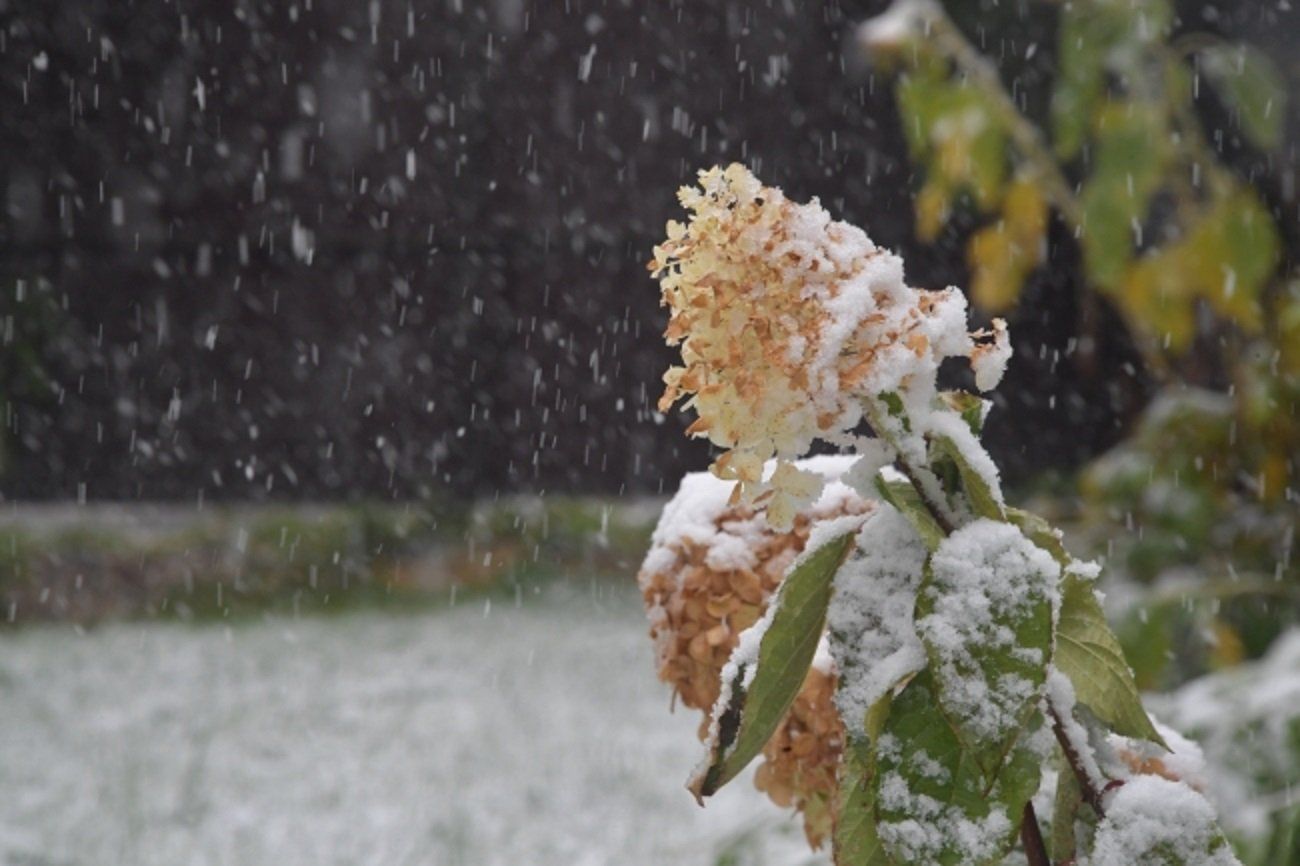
[637,455,873,847]
[650,163,1009,528]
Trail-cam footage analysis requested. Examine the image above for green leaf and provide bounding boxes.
[689,532,856,799]
[929,433,1004,520]
[1217,186,1281,312]
[1051,3,1132,159]
[874,475,945,551]
[834,698,896,866]
[873,671,1041,866]
[1198,43,1286,151]
[1080,102,1170,291]
[916,522,1054,774]
[1055,573,1168,748]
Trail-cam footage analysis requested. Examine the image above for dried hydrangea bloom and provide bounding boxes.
[650,163,1008,527]
[638,456,873,847]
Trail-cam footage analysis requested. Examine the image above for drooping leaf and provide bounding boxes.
[873,671,1042,866]
[1198,42,1286,151]
[1055,573,1168,747]
[833,698,895,866]
[1088,775,1237,865]
[874,475,945,551]
[916,521,1055,773]
[915,177,953,243]
[689,532,856,799]
[827,507,929,744]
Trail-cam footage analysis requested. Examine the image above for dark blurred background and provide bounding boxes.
[2,0,1296,502]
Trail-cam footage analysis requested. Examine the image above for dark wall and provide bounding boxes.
[1,0,1295,501]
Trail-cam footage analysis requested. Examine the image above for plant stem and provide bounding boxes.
[1021,801,1052,866]
[1048,706,1108,816]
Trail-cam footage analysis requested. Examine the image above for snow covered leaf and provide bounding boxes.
[1056,573,1167,748]
[1198,43,1285,151]
[916,520,1056,772]
[873,670,1041,866]
[873,475,945,552]
[829,506,929,739]
[689,532,856,800]
[928,431,1004,520]
[1088,776,1239,865]
[833,698,895,866]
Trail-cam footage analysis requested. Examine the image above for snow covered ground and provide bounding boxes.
[0,585,822,866]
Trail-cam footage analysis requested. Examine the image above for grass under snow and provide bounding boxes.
[0,583,822,866]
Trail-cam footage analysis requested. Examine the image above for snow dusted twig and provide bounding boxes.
[1049,706,1110,816]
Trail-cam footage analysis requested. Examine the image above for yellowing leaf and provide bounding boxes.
[968,178,1047,314]
[1003,177,1048,242]
[1118,250,1198,353]
[968,225,1020,313]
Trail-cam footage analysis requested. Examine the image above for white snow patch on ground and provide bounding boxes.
[0,588,824,866]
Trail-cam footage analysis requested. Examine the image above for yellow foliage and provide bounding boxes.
[1112,186,1277,352]
[915,179,950,243]
[967,177,1048,313]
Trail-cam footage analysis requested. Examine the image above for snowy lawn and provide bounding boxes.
[0,584,822,866]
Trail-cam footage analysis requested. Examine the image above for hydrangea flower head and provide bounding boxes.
[651,164,1009,527]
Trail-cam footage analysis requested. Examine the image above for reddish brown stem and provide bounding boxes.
[1048,704,1108,816]
[1021,801,1051,866]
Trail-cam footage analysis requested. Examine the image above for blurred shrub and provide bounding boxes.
[0,498,655,625]
[863,0,1296,682]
